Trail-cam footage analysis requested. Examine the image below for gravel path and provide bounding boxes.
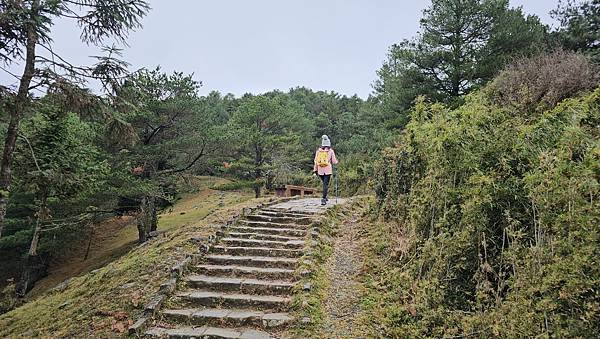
[322,211,365,338]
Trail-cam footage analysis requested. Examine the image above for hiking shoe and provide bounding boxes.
[321,198,327,206]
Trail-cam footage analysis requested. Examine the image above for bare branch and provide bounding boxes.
[0,65,22,81]
[17,132,41,172]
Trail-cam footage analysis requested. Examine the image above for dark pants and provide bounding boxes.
[319,174,331,200]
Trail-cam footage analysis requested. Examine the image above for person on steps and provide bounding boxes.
[313,135,338,206]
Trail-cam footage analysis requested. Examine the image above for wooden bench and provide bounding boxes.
[274,185,318,197]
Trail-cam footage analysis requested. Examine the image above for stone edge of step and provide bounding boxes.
[160,307,294,328]
[146,325,274,339]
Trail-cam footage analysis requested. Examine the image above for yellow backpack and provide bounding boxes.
[316,149,330,168]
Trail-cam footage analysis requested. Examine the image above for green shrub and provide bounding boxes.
[368,85,600,337]
[210,180,262,191]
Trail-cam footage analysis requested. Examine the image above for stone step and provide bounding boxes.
[204,254,299,270]
[211,245,304,258]
[175,290,291,311]
[240,219,309,229]
[226,231,304,242]
[229,226,307,237]
[194,264,295,280]
[161,308,294,329]
[146,326,273,339]
[256,210,314,218]
[186,275,295,295]
[261,207,313,216]
[221,237,306,249]
[245,214,312,225]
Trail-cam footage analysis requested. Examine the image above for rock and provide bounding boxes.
[301,316,311,324]
[145,294,166,313]
[159,278,177,294]
[170,257,191,277]
[119,282,136,290]
[128,314,149,335]
[148,231,159,238]
[262,313,293,328]
[52,278,71,293]
[303,283,312,291]
[300,269,312,277]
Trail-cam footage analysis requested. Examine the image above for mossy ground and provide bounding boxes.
[0,177,266,338]
[287,197,371,338]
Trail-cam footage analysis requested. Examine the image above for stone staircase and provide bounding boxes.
[145,204,320,338]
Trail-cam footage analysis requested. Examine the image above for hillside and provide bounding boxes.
[0,178,259,337]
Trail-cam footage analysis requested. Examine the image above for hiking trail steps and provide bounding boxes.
[145,198,344,338]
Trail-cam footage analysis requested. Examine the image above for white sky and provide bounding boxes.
[1,0,560,98]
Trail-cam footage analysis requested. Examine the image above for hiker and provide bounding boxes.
[313,135,338,205]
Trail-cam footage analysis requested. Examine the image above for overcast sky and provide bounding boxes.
[2,0,560,98]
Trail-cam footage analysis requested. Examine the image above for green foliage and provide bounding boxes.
[552,0,600,61]
[369,80,600,337]
[16,109,109,200]
[374,0,548,125]
[0,0,149,64]
[8,105,110,255]
[228,93,313,197]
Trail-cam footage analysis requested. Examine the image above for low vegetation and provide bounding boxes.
[288,205,339,337]
[368,52,599,337]
[0,181,256,337]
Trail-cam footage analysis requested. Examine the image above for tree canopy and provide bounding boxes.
[374,0,548,127]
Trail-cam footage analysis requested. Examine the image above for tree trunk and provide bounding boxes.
[15,254,46,297]
[28,195,48,256]
[149,196,157,232]
[83,223,94,261]
[136,196,149,243]
[0,5,39,238]
[16,193,48,297]
[137,195,157,242]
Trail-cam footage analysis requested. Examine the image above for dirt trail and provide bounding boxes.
[322,210,365,338]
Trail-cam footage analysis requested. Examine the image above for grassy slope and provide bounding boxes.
[0,177,266,338]
[355,212,405,337]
